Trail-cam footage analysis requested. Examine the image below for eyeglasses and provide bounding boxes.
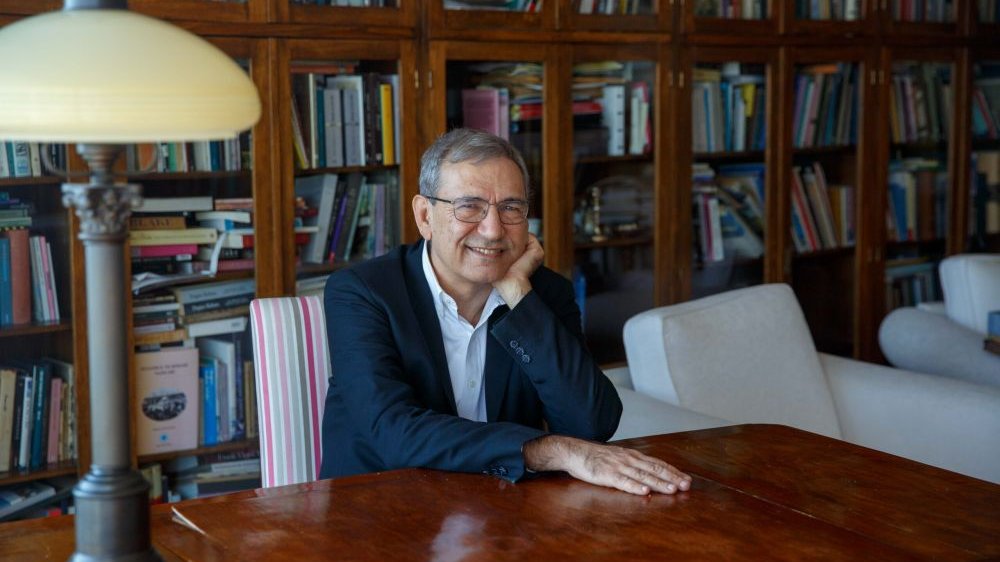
[424,195,530,225]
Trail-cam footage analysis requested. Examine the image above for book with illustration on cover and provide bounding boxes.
[135,346,199,456]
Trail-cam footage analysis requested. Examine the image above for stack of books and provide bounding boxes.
[0,359,76,473]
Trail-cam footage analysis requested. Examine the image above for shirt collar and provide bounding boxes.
[421,240,505,326]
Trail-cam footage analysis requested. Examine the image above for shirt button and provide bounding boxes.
[468,379,476,389]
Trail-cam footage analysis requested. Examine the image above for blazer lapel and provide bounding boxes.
[485,304,513,422]
[403,241,456,413]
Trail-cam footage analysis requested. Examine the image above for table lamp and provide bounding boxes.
[0,1,261,560]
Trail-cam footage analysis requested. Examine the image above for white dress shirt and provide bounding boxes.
[422,242,506,422]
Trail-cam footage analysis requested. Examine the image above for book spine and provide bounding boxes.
[30,366,50,470]
[0,238,11,325]
[47,378,62,465]
[17,373,34,470]
[5,229,31,325]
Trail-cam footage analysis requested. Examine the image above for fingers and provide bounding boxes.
[630,452,692,492]
[567,441,692,497]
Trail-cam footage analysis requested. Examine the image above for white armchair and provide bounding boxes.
[879,254,1000,387]
[618,283,1000,484]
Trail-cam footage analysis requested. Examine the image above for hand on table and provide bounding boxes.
[523,435,691,496]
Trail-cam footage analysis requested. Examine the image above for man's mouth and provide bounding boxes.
[467,246,504,256]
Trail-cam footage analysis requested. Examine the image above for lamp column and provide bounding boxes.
[62,143,161,562]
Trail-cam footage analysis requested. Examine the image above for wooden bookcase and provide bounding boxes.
[0,0,996,508]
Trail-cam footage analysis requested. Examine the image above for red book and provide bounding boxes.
[130,244,199,258]
[4,228,31,325]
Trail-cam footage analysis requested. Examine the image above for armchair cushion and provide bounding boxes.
[624,284,842,439]
[879,306,1000,387]
[822,353,1000,484]
[940,254,1000,334]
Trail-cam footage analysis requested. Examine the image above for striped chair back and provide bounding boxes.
[249,296,330,488]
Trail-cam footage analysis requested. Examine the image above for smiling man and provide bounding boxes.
[319,128,690,496]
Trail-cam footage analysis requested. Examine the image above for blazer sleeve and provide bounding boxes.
[325,269,545,482]
[489,272,623,441]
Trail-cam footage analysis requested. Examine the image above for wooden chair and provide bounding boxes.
[249,296,330,488]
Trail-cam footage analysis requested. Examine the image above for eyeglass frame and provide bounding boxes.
[423,195,531,225]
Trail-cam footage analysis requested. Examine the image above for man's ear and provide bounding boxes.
[412,195,433,240]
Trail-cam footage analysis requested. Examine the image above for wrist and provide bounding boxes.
[496,278,532,308]
[523,434,574,473]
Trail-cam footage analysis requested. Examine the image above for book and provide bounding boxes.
[130,216,189,231]
[129,228,218,247]
[0,481,56,520]
[3,229,31,325]
[0,368,18,472]
[295,173,340,264]
[0,237,11,326]
[135,347,200,456]
[135,197,214,213]
[185,315,248,339]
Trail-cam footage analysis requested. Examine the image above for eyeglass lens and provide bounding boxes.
[453,198,528,225]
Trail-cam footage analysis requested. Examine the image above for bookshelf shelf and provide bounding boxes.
[137,438,259,465]
[0,320,71,339]
[297,261,351,275]
[0,176,65,187]
[793,246,857,260]
[576,154,653,165]
[126,170,251,182]
[574,236,652,250]
[296,163,401,176]
[0,461,77,487]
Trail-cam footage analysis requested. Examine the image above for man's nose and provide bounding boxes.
[477,204,504,237]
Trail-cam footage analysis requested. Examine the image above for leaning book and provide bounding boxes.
[135,347,199,456]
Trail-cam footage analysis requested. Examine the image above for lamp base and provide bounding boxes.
[69,468,163,562]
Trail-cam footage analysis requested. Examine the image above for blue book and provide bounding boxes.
[988,310,1000,338]
[0,237,12,326]
[29,362,51,470]
[199,359,218,446]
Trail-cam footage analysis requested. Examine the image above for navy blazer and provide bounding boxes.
[319,241,622,482]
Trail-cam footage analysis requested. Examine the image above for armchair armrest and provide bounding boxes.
[821,353,1000,484]
[602,365,633,390]
[612,386,731,441]
[879,306,1000,388]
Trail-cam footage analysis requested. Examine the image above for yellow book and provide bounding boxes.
[379,83,395,166]
[128,227,218,246]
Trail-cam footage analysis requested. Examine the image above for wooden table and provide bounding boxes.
[1,424,998,561]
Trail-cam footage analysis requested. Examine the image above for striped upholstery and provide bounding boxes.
[249,296,330,488]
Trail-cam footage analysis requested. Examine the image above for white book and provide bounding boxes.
[17,373,34,470]
[327,75,365,166]
[322,87,345,168]
[135,197,214,213]
[185,315,248,339]
[601,85,626,156]
[192,142,212,172]
[42,238,59,322]
[28,143,41,176]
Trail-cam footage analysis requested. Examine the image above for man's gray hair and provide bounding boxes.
[419,128,531,200]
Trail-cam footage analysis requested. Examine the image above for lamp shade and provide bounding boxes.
[0,9,261,142]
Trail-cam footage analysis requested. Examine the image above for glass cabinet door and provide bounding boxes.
[786,53,865,357]
[284,40,414,298]
[881,56,954,331]
[570,54,658,364]
[688,57,770,301]
[968,58,1000,253]
[564,0,667,31]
